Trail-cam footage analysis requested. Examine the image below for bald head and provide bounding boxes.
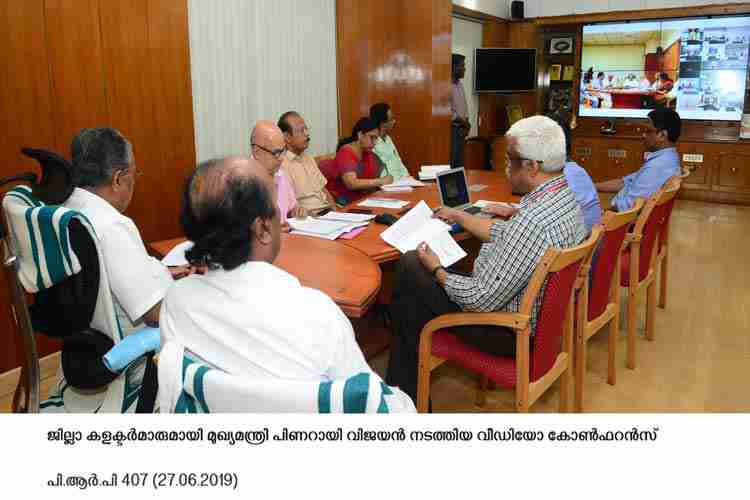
[250,120,287,175]
[181,155,280,270]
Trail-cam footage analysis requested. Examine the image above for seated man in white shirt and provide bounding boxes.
[160,155,377,381]
[65,128,186,338]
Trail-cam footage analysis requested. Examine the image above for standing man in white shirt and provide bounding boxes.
[65,127,186,338]
[451,53,470,168]
[161,156,379,382]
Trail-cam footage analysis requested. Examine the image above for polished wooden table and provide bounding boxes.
[340,170,518,263]
[149,233,381,319]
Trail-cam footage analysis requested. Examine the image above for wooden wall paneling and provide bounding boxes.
[44,0,108,156]
[428,0,452,166]
[99,0,192,243]
[0,0,59,374]
[336,0,452,175]
[146,0,195,240]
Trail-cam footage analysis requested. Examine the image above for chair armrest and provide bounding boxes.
[421,311,530,339]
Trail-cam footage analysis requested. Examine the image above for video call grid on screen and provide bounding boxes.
[579,16,750,121]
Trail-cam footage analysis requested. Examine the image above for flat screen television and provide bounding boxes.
[474,48,536,93]
[579,15,750,121]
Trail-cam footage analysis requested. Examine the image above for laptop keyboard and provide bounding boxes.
[463,206,481,215]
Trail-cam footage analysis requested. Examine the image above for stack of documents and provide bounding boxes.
[418,165,450,180]
[288,216,370,240]
[380,201,467,267]
[357,198,410,209]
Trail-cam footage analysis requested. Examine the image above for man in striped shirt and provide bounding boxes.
[386,116,586,403]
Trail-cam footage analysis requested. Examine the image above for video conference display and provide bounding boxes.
[579,16,750,120]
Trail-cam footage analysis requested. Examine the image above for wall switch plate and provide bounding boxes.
[682,153,704,163]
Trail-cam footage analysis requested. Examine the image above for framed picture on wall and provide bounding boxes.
[549,36,574,55]
[562,65,575,81]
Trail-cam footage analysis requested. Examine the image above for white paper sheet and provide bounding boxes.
[161,240,194,266]
[288,217,368,238]
[380,201,466,267]
[357,198,410,209]
[473,200,520,209]
[317,211,376,223]
[382,176,425,188]
[381,186,413,193]
[417,165,451,180]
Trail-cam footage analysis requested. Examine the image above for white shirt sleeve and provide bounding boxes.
[98,218,173,323]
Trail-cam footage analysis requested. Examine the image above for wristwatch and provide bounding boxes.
[431,265,445,277]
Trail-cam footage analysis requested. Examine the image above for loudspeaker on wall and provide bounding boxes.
[511,1,524,20]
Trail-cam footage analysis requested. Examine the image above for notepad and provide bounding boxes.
[380,200,467,267]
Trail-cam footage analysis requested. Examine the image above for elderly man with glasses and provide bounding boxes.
[385,116,586,404]
[277,111,335,215]
[250,120,306,229]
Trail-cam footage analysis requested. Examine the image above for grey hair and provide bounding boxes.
[506,115,566,173]
[70,127,134,188]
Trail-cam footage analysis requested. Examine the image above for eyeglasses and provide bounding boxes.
[505,155,543,167]
[252,143,287,158]
[292,125,310,135]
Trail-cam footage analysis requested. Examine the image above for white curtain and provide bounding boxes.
[188,0,339,162]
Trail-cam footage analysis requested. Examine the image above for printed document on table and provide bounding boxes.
[288,217,369,239]
[317,211,376,223]
[357,198,409,209]
[382,176,425,188]
[380,200,466,267]
[161,240,193,266]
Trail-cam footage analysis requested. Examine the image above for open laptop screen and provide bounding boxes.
[436,168,470,208]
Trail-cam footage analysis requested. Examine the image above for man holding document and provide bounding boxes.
[385,116,586,403]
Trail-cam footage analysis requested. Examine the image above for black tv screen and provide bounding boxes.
[474,48,537,93]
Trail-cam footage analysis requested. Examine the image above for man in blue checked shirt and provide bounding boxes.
[596,108,682,211]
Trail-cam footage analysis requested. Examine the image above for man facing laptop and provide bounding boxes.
[385,116,586,403]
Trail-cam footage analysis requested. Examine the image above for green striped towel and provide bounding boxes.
[158,341,416,413]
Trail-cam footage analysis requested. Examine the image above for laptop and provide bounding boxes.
[435,167,482,214]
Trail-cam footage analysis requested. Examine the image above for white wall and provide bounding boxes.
[188,0,339,162]
[582,45,646,72]
[452,17,484,137]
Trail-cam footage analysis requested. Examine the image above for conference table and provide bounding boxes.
[148,170,516,319]
[148,233,381,319]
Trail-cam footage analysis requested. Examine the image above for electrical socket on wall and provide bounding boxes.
[682,153,704,163]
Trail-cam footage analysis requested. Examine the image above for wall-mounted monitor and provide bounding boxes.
[474,48,536,93]
[579,15,750,121]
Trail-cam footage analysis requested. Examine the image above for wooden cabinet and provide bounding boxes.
[677,142,713,190]
[714,149,750,194]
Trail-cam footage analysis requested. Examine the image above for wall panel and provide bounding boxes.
[0,0,194,375]
[44,0,108,155]
[336,0,452,175]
